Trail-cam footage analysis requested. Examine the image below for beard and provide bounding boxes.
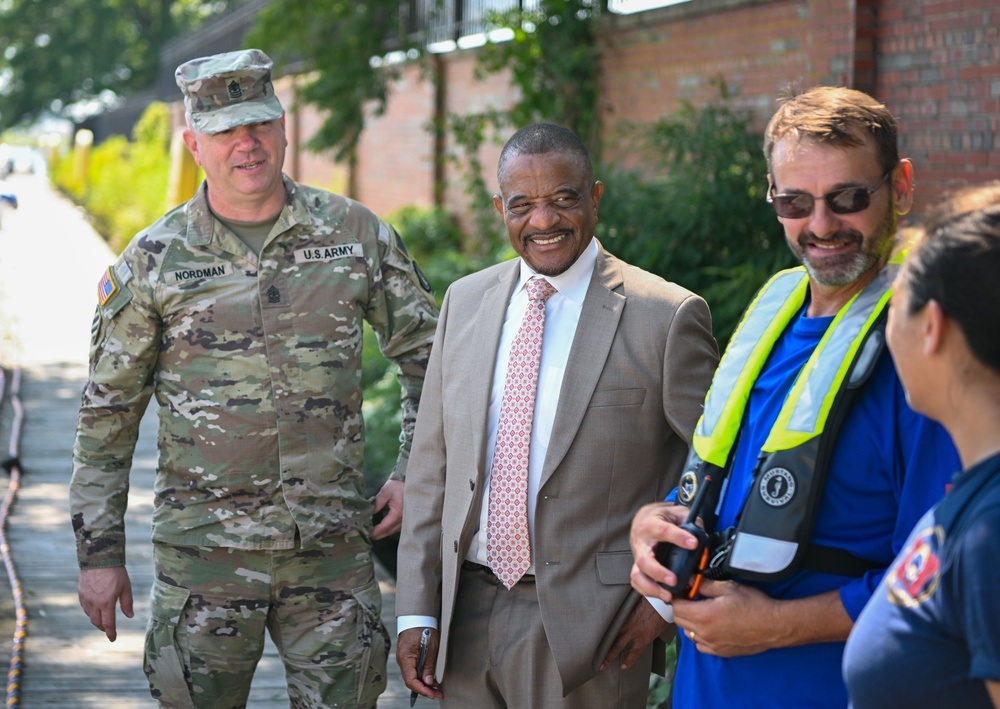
[788,204,898,287]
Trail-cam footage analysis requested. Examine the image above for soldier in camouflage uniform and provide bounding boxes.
[70,49,438,709]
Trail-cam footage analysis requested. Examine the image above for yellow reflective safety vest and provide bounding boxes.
[678,255,901,582]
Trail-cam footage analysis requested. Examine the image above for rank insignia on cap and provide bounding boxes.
[228,79,243,100]
[98,267,118,306]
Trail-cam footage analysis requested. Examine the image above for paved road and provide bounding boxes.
[0,172,415,708]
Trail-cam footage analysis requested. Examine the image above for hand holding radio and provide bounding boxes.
[652,465,721,599]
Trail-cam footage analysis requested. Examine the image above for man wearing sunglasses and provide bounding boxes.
[629,86,959,708]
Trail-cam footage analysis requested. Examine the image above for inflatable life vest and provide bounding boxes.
[676,255,901,582]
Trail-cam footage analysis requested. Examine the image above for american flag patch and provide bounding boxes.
[97,267,118,306]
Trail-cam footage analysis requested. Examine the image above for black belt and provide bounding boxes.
[461,560,535,583]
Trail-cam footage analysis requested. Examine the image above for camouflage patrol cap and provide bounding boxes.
[175,49,284,135]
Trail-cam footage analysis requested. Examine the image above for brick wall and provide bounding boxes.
[597,0,839,170]
[436,50,517,235]
[599,0,819,125]
[355,63,438,217]
[281,75,351,197]
[875,0,1000,209]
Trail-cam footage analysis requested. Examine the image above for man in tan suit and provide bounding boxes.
[396,123,718,707]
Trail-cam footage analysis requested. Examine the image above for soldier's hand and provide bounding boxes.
[78,566,133,642]
[372,478,404,539]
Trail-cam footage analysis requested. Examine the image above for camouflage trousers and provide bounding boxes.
[144,536,389,709]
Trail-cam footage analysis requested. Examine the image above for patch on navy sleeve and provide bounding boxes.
[294,244,363,264]
[165,262,234,283]
[886,525,942,608]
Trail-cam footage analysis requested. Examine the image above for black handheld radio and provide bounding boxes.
[652,466,720,599]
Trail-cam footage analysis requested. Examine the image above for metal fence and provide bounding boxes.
[423,0,540,45]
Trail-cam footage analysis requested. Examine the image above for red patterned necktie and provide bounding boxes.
[487,277,557,589]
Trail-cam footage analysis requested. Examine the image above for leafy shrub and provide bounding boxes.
[388,204,463,254]
[647,639,678,708]
[597,89,796,348]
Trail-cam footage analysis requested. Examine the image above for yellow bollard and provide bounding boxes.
[72,130,93,191]
[166,128,199,209]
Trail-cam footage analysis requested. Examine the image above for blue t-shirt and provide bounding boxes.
[671,307,960,709]
[844,451,1000,708]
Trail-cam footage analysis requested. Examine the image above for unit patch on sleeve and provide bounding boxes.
[294,244,363,264]
[97,267,119,306]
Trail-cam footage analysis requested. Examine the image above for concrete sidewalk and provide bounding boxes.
[0,173,415,708]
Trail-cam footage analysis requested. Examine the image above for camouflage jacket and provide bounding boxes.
[71,177,438,568]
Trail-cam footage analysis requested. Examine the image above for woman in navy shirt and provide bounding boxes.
[844,182,1000,708]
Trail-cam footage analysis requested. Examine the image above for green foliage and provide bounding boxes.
[597,87,796,347]
[52,102,172,254]
[387,204,463,256]
[132,98,173,149]
[52,147,86,204]
[475,0,602,148]
[448,109,510,252]
[0,0,225,130]
[386,204,489,294]
[646,639,678,709]
[360,324,405,496]
[246,0,423,163]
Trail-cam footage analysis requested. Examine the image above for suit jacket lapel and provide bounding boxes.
[541,248,625,486]
[467,261,520,476]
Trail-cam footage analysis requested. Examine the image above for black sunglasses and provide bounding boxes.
[767,171,892,219]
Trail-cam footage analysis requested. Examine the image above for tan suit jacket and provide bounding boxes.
[396,246,718,695]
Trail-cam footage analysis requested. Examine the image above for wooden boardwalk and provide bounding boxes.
[0,173,414,708]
